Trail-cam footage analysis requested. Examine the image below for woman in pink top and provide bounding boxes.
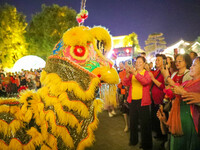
[123,56,152,150]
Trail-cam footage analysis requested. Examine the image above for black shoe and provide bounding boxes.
[143,148,152,150]
[158,141,166,150]
[139,145,142,149]
[140,144,152,150]
[129,142,138,146]
[154,135,166,141]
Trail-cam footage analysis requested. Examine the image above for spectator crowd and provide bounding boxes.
[0,68,42,97]
[115,51,200,150]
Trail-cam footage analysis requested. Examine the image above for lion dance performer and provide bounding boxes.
[0,24,119,150]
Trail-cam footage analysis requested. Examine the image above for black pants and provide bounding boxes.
[129,100,152,149]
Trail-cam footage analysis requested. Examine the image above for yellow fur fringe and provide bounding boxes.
[40,71,100,100]
[44,134,58,150]
[19,90,44,124]
[45,110,74,148]
[59,92,90,118]
[26,127,43,146]
[0,120,21,137]
[0,105,23,137]
[0,127,43,150]
[38,87,82,133]
[77,99,103,150]
[38,87,90,118]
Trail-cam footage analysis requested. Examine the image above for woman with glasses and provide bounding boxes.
[164,54,192,85]
[160,54,193,150]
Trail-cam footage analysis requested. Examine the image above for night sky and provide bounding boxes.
[1,0,200,48]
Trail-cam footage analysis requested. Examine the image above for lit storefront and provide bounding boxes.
[111,35,144,65]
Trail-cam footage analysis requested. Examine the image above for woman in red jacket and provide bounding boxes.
[123,56,152,150]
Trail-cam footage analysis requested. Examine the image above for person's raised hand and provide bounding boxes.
[161,66,170,78]
[157,105,167,123]
[129,66,137,76]
[172,85,186,95]
[182,92,200,105]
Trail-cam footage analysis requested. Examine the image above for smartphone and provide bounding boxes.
[127,60,132,67]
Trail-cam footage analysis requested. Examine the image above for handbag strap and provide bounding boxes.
[150,71,161,91]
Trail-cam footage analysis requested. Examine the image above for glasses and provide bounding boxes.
[175,60,183,63]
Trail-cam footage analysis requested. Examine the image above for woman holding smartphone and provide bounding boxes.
[123,56,152,150]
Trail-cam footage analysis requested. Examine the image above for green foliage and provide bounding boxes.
[144,32,166,54]
[123,32,141,57]
[0,4,28,68]
[196,36,200,43]
[26,4,78,60]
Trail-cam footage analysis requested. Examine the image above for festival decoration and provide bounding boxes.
[0,25,119,150]
[76,14,84,24]
[76,9,88,24]
[80,9,88,20]
[76,0,88,24]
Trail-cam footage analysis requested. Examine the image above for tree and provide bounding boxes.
[144,33,166,54]
[0,4,28,68]
[196,36,200,43]
[26,4,78,60]
[123,32,140,57]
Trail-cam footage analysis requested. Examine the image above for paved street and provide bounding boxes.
[86,109,164,150]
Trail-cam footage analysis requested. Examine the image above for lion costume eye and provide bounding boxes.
[70,46,89,60]
[73,46,86,57]
[67,45,89,62]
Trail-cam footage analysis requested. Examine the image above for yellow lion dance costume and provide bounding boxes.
[0,26,119,150]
